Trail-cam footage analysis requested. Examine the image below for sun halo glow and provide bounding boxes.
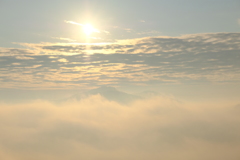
[83,24,99,36]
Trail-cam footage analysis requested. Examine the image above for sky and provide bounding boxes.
[0,0,240,160]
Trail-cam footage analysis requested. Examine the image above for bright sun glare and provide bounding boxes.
[83,24,99,36]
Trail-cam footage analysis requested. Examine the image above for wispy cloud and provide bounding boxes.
[137,30,161,36]
[124,28,133,32]
[51,37,76,42]
[64,20,84,26]
[64,20,100,34]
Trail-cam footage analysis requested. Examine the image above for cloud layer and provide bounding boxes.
[0,32,240,89]
[0,95,240,160]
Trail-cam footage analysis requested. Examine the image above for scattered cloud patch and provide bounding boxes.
[58,58,68,63]
[0,33,240,88]
[17,32,240,55]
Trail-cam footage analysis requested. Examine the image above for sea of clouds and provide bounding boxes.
[0,94,240,160]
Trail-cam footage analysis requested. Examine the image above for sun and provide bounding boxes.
[82,24,99,36]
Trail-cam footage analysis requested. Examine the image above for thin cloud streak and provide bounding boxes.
[51,37,77,42]
[64,20,101,34]
[64,20,84,26]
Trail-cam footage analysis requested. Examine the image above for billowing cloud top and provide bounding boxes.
[0,33,240,89]
[0,95,240,160]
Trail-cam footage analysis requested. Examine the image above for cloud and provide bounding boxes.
[0,47,37,56]
[1,32,240,89]
[64,20,100,35]
[0,96,240,160]
[51,37,77,42]
[17,32,240,55]
[137,30,161,36]
[124,28,133,32]
[64,20,84,27]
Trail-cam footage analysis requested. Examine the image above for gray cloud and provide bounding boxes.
[18,32,240,54]
[1,33,240,89]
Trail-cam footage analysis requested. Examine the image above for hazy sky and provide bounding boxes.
[0,1,240,160]
[1,0,240,91]
[1,0,240,47]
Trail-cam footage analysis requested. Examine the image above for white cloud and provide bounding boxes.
[64,20,101,35]
[64,20,84,26]
[0,96,239,160]
[58,58,68,62]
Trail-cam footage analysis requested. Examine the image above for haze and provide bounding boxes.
[0,0,240,160]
